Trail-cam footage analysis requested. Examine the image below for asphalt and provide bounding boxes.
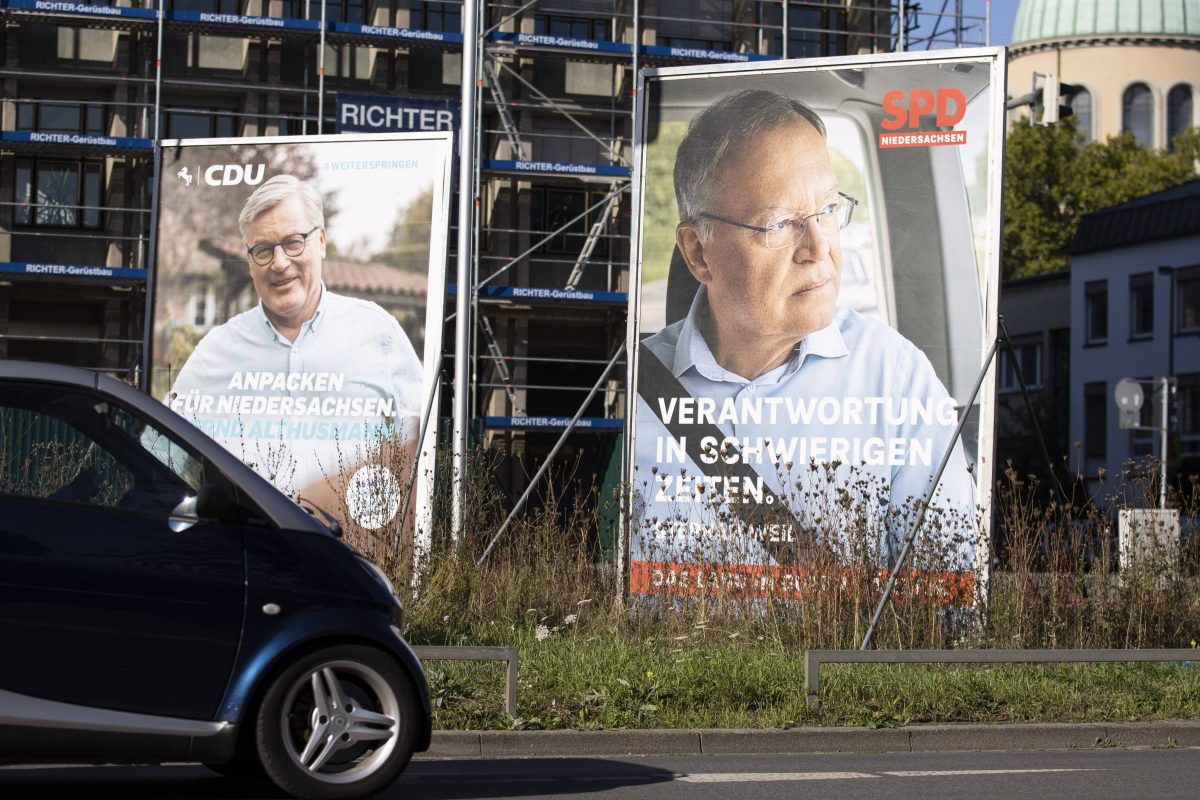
[420,721,1200,759]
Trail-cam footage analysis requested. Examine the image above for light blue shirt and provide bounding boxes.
[168,286,422,495]
[633,287,976,569]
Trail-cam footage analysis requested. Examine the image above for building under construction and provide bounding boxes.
[0,0,988,518]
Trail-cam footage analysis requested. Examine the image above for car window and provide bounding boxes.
[0,382,203,516]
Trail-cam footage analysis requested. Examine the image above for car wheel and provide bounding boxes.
[255,645,417,800]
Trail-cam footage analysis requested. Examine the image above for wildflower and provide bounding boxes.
[535,625,551,641]
[563,614,578,626]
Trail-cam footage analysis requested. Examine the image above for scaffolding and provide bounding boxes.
[0,0,987,502]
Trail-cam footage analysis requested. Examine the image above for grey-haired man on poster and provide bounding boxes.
[169,175,422,520]
[633,90,977,571]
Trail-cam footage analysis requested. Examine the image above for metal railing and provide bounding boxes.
[411,645,519,716]
[804,648,1198,709]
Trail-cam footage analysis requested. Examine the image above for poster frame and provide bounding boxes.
[622,47,1008,596]
[144,130,455,547]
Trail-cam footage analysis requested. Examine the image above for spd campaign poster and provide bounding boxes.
[148,133,453,551]
[625,49,1005,598]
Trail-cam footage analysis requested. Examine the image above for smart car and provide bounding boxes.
[0,361,430,800]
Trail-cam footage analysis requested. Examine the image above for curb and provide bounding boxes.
[419,721,1200,759]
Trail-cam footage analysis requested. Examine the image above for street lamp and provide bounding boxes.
[1157,265,1177,509]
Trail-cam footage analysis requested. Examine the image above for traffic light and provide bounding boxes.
[1039,75,1085,125]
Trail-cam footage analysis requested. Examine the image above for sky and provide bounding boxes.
[986,0,1021,45]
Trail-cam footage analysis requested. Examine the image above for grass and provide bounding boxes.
[416,629,1200,730]
[366,453,1200,731]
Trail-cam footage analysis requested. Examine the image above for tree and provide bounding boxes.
[372,187,434,272]
[1002,118,1200,280]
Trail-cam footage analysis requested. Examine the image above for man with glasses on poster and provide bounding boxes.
[635,89,976,571]
[168,174,423,527]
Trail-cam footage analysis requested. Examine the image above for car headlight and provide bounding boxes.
[357,556,397,597]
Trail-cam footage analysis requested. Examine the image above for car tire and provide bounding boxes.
[255,645,417,800]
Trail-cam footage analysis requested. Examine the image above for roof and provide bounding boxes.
[1013,0,1200,43]
[1070,178,1200,254]
[322,258,428,296]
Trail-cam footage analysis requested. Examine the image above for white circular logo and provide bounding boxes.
[345,466,401,530]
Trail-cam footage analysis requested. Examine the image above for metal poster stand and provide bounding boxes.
[860,316,1068,650]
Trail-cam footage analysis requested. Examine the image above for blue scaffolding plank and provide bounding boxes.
[449,285,628,304]
[483,416,624,431]
[0,262,148,281]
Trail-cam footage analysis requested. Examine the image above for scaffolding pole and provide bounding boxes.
[453,0,481,541]
[317,0,327,133]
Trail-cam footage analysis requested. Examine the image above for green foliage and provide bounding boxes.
[372,187,434,271]
[641,120,688,283]
[1003,119,1200,279]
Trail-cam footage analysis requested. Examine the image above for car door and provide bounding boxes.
[0,380,245,720]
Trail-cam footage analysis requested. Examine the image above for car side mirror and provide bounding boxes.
[168,495,199,533]
[168,485,238,533]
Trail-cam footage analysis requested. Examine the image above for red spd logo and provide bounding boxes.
[879,88,967,148]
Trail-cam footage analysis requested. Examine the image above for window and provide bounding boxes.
[1084,280,1108,344]
[0,384,202,516]
[998,338,1043,393]
[411,1,461,32]
[407,50,461,92]
[321,44,373,82]
[533,117,604,164]
[1122,83,1154,147]
[308,0,365,24]
[171,0,238,11]
[1167,84,1193,150]
[193,292,209,327]
[1130,272,1154,339]
[531,187,611,258]
[162,33,247,75]
[1181,373,1200,456]
[1130,376,1154,457]
[534,14,612,41]
[657,0,733,51]
[1179,269,1200,333]
[16,100,105,135]
[772,5,848,58]
[1069,87,1092,143]
[1084,381,1107,460]
[164,110,238,139]
[14,158,103,229]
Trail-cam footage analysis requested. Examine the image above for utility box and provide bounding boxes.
[1117,509,1180,579]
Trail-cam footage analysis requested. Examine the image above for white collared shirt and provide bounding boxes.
[168,285,423,495]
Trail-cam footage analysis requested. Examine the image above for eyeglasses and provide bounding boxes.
[246,226,320,266]
[699,193,858,250]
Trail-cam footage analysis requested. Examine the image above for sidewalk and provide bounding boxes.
[421,720,1200,759]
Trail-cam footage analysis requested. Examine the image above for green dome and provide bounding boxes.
[1012,0,1200,42]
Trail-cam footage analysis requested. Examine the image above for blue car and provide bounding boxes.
[0,362,431,799]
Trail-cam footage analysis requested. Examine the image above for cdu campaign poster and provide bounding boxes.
[149,133,453,550]
[625,49,1006,598]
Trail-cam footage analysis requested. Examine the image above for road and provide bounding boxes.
[2,747,1197,799]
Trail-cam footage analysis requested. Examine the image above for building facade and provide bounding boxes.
[1068,179,1200,501]
[1008,0,1199,146]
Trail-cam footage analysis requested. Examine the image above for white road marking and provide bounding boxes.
[881,769,1102,777]
[676,768,1104,783]
[678,772,878,782]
